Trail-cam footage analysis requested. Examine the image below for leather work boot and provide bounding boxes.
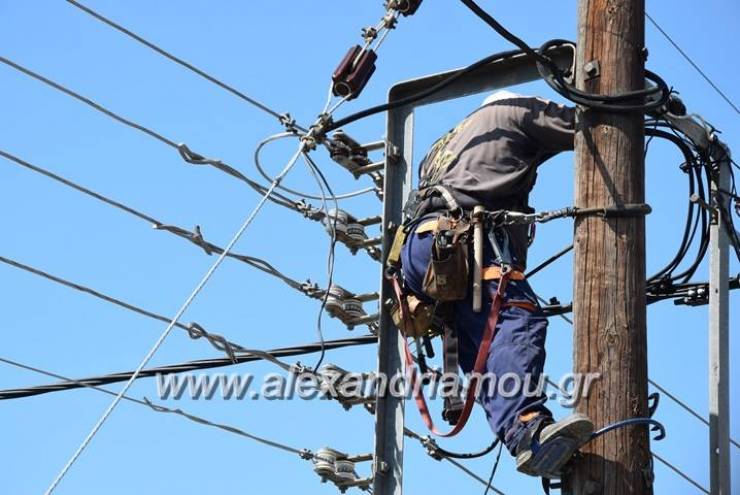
[515,413,594,478]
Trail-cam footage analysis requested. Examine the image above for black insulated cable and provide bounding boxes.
[0,335,377,400]
[455,0,671,112]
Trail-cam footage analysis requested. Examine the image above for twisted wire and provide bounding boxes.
[0,149,320,297]
[0,254,274,364]
[43,142,304,494]
[0,356,307,455]
[0,56,316,217]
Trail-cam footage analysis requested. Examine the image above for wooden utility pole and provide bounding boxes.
[567,0,652,494]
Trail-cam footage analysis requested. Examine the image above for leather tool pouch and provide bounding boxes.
[422,216,470,301]
[391,294,435,338]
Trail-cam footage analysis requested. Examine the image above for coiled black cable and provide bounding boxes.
[537,39,671,113]
[456,0,672,112]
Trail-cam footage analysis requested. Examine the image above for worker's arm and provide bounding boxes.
[520,97,576,153]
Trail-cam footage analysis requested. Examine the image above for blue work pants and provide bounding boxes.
[400,223,551,453]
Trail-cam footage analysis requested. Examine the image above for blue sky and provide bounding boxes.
[0,1,738,494]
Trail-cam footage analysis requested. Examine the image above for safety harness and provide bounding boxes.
[386,194,533,437]
[391,267,512,437]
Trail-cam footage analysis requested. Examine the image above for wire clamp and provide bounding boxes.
[290,361,314,375]
[300,280,323,299]
[361,26,379,43]
[386,0,423,16]
[295,200,325,221]
[420,436,444,461]
[278,113,298,134]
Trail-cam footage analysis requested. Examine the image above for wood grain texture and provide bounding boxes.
[566,0,652,493]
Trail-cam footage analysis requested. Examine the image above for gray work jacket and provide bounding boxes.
[418,92,576,268]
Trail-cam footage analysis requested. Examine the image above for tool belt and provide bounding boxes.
[388,214,469,340]
[387,213,527,340]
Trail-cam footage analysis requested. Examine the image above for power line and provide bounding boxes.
[537,288,740,451]
[0,148,320,297]
[0,355,308,456]
[540,384,715,494]
[648,379,740,450]
[0,149,378,330]
[43,143,304,494]
[653,452,709,494]
[403,428,507,495]
[0,253,296,365]
[0,55,316,217]
[646,12,739,115]
[0,335,377,400]
[64,0,306,132]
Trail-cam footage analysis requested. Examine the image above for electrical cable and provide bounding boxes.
[0,356,307,456]
[301,150,339,370]
[537,39,671,112]
[482,442,504,495]
[327,47,529,132]
[645,12,739,116]
[639,123,718,296]
[433,439,500,460]
[525,244,573,279]
[0,335,377,401]
[42,144,304,495]
[254,132,376,200]
[0,149,317,297]
[0,254,287,363]
[402,428,507,495]
[0,56,314,216]
[653,452,709,494]
[454,0,671,112]
[63,0,307,131]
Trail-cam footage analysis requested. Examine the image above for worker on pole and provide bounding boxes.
[388,90,593,478]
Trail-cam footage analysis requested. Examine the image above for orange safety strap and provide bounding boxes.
[481,265,526,281]
[391,271,511,437]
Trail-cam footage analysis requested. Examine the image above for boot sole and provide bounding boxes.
[516,416,594,478]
